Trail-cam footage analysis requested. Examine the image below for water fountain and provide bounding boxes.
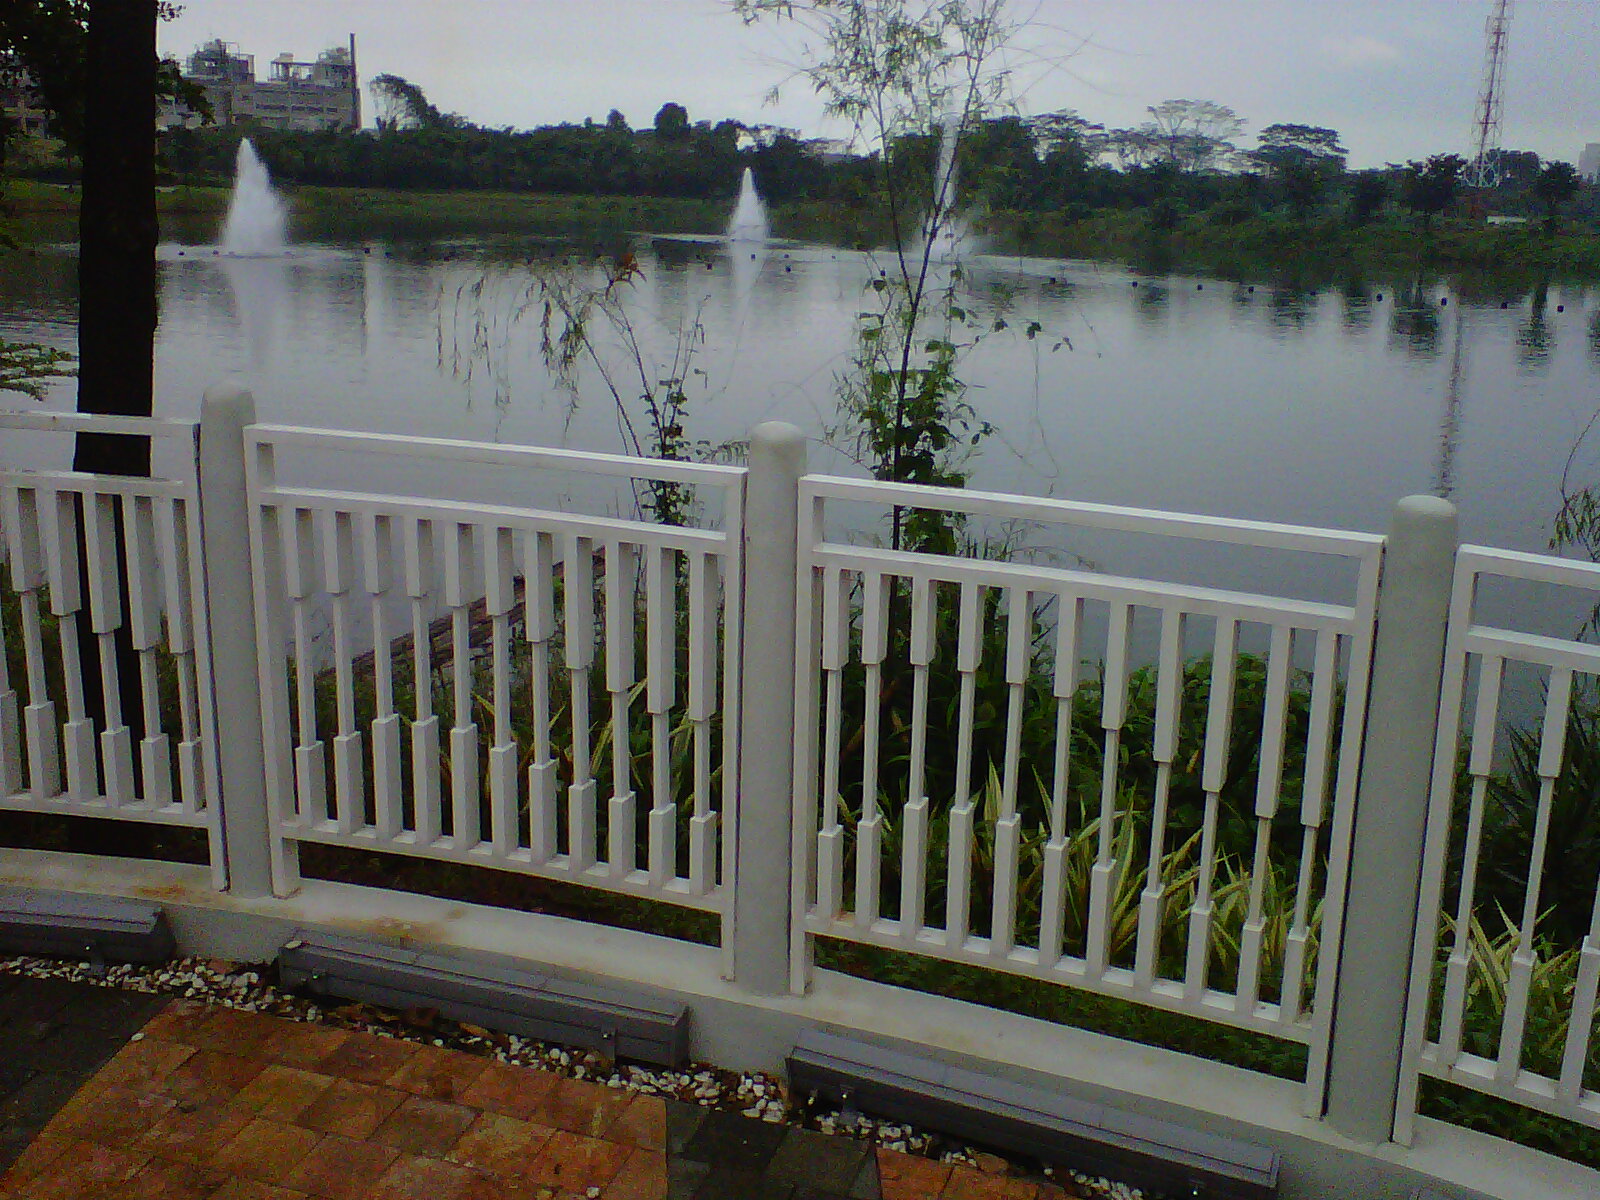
[926,116,968,261]
[221,138,287,256]
[726,168,770,243]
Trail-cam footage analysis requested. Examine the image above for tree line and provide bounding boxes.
[121,88,1598,230]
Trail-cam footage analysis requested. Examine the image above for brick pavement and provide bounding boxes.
[0,981,1071,1199]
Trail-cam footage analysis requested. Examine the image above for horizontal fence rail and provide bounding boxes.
[790,476,1385,1112]
[0,413,222,881]
[1399,546,1600,1138]
[242,426,747,932]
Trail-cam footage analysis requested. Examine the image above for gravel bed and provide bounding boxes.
[0,952,1150,1199]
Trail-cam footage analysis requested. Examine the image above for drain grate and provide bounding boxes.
[787,1029,1279,1200]
[277,930,691,1067]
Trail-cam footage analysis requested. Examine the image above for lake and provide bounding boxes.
[4,231,1600,639]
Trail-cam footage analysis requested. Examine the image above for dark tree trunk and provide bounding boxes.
[74,0,158,456]
[71,0,157,842]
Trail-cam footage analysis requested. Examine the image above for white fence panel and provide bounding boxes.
[0,413,222,879]
[1399,546,1600,1137]
[790,475,1383,1110]
[243,427,746,932]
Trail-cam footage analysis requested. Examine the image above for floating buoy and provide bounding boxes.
[1557,304,1565,313]
[1131,281,1139,288]
[177,250,185,256]
[1375,292,1383,301]
[364,247,372,255]
[1248,286,1255,293]
[1197,283,1203,290]
[1440,297,1449,306]
[1501,301,1509,308]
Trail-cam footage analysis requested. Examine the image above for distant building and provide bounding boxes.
[1581,143,1600,183]
[160,37,360,132]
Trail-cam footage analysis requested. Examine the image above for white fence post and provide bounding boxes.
[733,422,805,995]
[1324,494,1457,1142]
[198,385,273,898]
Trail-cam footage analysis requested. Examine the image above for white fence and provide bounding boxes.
[789,475,1384,1118]
[242,425,747,945]
[1399,546,1600,1137]
[3,400,1599,1155]
[0,413,223,883]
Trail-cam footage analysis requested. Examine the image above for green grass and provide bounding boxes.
[979,207,1600,283]
[1,180,734,245]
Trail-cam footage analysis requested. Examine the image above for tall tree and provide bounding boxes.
[73,0,157,475]
[1249,123,1346,219]
[1533,160,1581,229]
[653,101,689,141]
[1401,153,1466,229]
[1144,98,1244,173]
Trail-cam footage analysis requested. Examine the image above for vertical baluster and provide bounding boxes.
[524,531,558,862]
[604,540,638,877]
[1186,618,1238,1001]
[645,544,679,887]
[1560,818,1600,1102]
[1086,602,1132,976]
[1496,666,1573,1082]
[443,523,480,849]
[282,507,326,824]
[989,587,1031,956]
[321,509,362,833]
[564,534,598,871]
[899,575,936,946]
[484,527,519,858]
[1134,608,1186,987]
[1279,628,1339,1025]
[122,495,170,806]
[855,572,890,930]
[0,511,18,797]
[42,492,97,800]
[82,492,135,805]
[686,551,718,893]
[945,580,983,950]
[403,517,440,844]
[157,498,204,814]
[1236,623,1294,1015]
[362,514,402,841]
[816,565,849,921]
[1040,593,1083,968]
[1436,655,1503,1064]
[2,488,57,800]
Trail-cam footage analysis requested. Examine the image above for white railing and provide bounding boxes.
[0,413,222,882]
[9,399,1600,1168]
[788,475,1384,1113]
[1398,546,1600,1137]
[242,425,747,939]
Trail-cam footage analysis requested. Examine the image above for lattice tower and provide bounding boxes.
[1465,0,1513,188]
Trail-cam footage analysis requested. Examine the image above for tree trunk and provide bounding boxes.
[71,0,156,843]
[74,0,158,454]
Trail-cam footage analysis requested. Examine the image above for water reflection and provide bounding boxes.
[1435,309,1469,499]
[1268,286,1315,333]
[1132,280,1169,325]
[1338,280,1374,333]
[1389,279,1442,358]
[1516,282,1553,371]
[219,254,292,373]
[1590,307,1600,369]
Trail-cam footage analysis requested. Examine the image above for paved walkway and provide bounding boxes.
[0,977,1072,1199]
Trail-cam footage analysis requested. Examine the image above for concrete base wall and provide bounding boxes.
[4,849,1594,1200]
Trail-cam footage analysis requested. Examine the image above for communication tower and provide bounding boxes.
[1465,0,1513,188]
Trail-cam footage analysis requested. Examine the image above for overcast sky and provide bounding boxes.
[159,1,1600,169]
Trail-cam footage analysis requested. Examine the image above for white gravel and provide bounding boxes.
[0,952,1148,1199]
